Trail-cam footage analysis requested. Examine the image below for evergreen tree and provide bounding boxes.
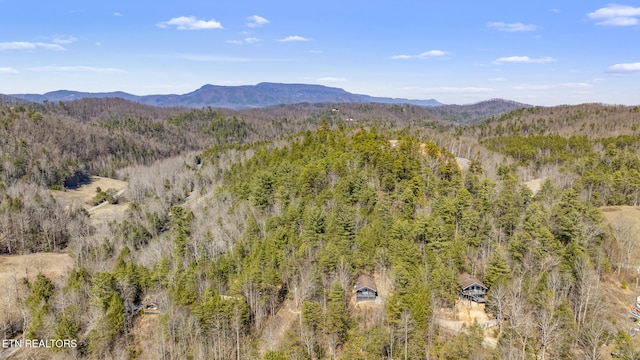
[485,250,511,288]
[551,188,584,246]
[326,281,350,345]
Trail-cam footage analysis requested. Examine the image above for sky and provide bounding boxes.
[1,1,640,106]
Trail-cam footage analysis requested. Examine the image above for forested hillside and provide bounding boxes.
[2,100,640,359]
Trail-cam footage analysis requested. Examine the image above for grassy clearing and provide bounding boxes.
[52,175,129,223]
[51,176,128,209]
[0,252,73,325]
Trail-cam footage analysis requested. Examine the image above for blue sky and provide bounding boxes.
[1,1,639,105]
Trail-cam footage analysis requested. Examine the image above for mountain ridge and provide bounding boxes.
[10,82,444,109]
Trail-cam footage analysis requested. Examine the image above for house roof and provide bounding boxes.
[354,274,377,292]
[458,273,487,290]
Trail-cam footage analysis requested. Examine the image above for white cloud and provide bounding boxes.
[588,4,640,26]
[595,16,638,26]
[487,22,538,32]
[113,12,123,17]
[246,15,269,28]
[157,16,223,30]
[607,62,640,73]
[488,77,507,82]
[53,35,77,44]
[492,56,555,64]
[391,50,450,59]
[278,35,309,42]
[0,41,66,51]
[28,66,125,73]
[226,37,263,45]
[0,67,18,74]
[417,50,449,58]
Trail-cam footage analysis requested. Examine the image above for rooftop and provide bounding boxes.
[458,273,487,290]
[354,274,377,292]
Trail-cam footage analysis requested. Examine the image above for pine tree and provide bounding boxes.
[326,281,350,344]
[55,308,79,341]
[485,250,510,288]
[551,188,584,246]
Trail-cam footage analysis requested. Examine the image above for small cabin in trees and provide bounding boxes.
[458,273,487,303]
[353,274,378,302]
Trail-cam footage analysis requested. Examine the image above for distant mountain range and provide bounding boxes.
[0,94,29,104]
[10,82,443,109]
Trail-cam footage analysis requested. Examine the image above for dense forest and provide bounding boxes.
[1,97,640,359]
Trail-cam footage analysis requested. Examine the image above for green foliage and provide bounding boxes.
[111,219,152,250]
[301,300,323,331]
[171,205,194,256]
[91,187,118,205]
[280,325,311,359]
[25,273,55,311]
[24,273,55,338]
[263,350,288,360]
[104,291,126,336]
[171,260,200,306]
[552,188,581,237]
[342,325,389,359]
[88,291,126,355]
[408,281,432,330]
[168,109,250,143]
[191,288,250,336]
[495,174,527,238]
[326,281,351,342]
[484,134,592,166]
[54,121,640,358]
[55,307,80,341]
[484,129,640,208]
[90,271,117,310]
[100,115,165,136]
[485,250,510,288]
[433,321,485,359]
[614,329,640,360]
[251,171,274,209]
[65,266,90,293]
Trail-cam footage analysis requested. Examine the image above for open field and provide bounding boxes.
[51,175,129,223]
[601,205,640,272]
[51,176,127,208]
[601,205,640,224]
[0,252,73,331]
[0,252,73,288]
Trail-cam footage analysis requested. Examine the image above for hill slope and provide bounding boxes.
[4,96,640,359]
